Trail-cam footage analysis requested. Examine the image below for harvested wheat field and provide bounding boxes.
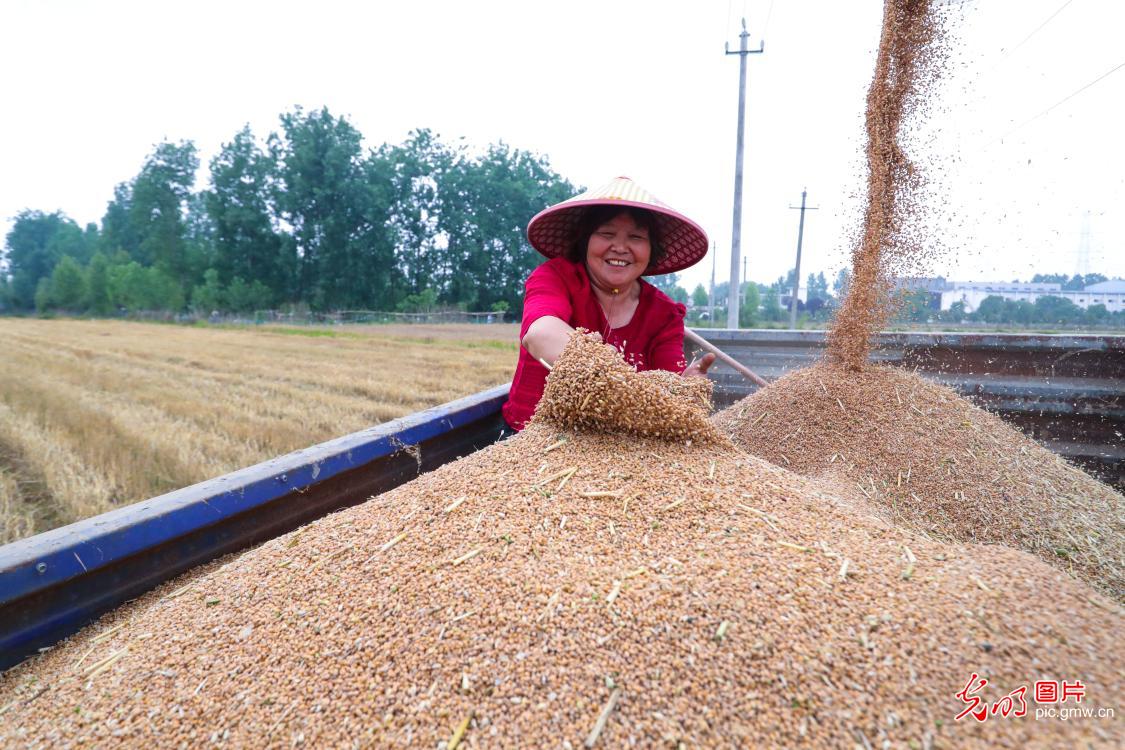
[712,362,1125,601]
[0,318,516,543]
[2,334,1121,749]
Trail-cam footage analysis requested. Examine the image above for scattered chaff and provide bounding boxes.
[90,623,126,644]
[776,541,815,553]
[163,583,195,601]
[451,547,484,566]
[362,532,408,565]
[84,649,126,682]
[448,711,473,749]
[557,468,579,491]
[71,643,100,672]
[737,503,779,532]
[444,496,468,513]
[585,687,622,748]
[308,544,353,572]
[537,591,561,622]
[543,438,568,453]
[534,466,578,487]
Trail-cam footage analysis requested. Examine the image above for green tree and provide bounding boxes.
[397,287,439,313]
[775,268,797,293]
[49,256,87,311]
[206,126,289,302]
[379,129,453,306]
[34,277,52,314]
[762,287,785,322]
[85,252,113,315]
[807,271,829,301]
[108,262,184,311]
[740,282,760,327]
[939,300,966,323]
[668,285,689,304]
[225,276,273,312]
[1033,295,1082,324]
[191,268,225,313]
[691,284,708,309]
[3,210,83,308]
[1062,275,1085,291]
[270,107,373,309]
[894,290,931,322]
[1031,273,1068,284]
[99,183,140,259]
[1010,299,1035,324]
[182,192,216,285]
[974,295,1006,323]
[129,140,199,287]
[833,268,850,299]
[1085,304,1109,324]
[433,139,575,314]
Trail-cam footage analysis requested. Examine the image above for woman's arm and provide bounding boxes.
[522,316,576,366]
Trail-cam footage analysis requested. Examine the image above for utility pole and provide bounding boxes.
[741,256,748,311]
[787,188,818,328]
[725,18,764,329]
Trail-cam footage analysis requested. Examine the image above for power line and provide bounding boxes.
[969,0,1075,95]
[762,0,777,39]
[1004,0,1074,59]
[992,61,1125,144]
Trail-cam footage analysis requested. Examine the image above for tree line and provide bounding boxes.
[0,107,579,317]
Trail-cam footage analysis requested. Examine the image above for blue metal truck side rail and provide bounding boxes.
[2,330,1121,672]
[0,385,511,671]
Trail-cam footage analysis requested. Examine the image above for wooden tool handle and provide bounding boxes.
[684,328,770,388]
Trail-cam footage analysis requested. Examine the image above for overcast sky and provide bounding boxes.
[2,0,1122,294]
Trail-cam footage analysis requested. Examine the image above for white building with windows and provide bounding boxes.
[938,279,1125,313]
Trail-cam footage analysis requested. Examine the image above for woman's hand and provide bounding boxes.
[682,352,716,378]
[522,316,579,367]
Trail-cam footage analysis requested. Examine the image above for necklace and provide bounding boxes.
[596,285,633,344]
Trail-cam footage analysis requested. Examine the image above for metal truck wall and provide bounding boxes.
[0,386,512,672]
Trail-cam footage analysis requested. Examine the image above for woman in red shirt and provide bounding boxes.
[503,176,716,430]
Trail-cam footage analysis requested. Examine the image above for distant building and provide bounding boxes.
[1085,279,1125,294]
[937,279,1125,312]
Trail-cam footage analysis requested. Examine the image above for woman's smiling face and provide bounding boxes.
[585,211,652,292]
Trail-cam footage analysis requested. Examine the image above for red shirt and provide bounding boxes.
[502,257,688,430]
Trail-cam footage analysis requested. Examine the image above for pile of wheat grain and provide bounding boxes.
[533,330,723,444]
[712,361,1125,601]
[2,338,1120,749]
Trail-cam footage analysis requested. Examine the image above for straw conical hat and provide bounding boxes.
[527,176,709,275]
